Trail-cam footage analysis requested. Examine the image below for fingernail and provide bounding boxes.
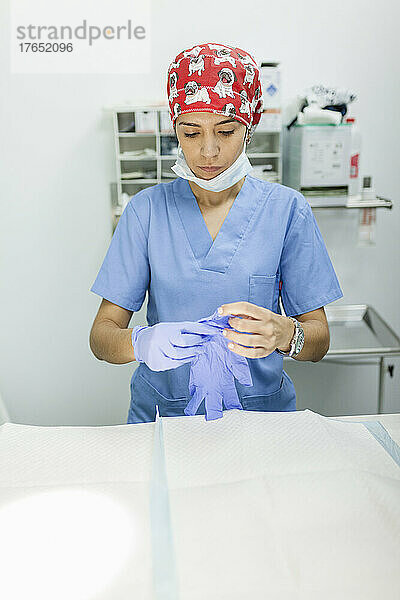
[228,343,234,349]
[218,307,223,314]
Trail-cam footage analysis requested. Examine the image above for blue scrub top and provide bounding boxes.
[91,175,343,423]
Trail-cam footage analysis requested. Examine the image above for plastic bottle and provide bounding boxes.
[346,117,362,197]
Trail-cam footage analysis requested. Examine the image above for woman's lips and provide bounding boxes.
[198,166,223,173]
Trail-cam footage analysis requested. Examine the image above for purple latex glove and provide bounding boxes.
[184,309,253,420]
[131,321,217,372]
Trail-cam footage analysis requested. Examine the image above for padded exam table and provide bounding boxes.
[0,409,399,599]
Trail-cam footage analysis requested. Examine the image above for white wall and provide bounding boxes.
[1,0,399,425]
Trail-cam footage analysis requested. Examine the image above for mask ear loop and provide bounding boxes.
[244,125,251,147]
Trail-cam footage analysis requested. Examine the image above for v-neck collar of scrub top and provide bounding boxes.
[172,175,264,274]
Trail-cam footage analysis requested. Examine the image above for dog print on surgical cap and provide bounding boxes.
[166,42,263,143]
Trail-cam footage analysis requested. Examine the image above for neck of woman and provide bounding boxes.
[189,176,246,209]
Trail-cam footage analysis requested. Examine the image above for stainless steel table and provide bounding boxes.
[319,305,400,414]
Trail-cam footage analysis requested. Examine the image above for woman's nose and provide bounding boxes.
[200,137,219,158]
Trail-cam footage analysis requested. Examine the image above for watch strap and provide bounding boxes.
[276,317,304,358]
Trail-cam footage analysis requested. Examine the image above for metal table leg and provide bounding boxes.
[377,356,385,415]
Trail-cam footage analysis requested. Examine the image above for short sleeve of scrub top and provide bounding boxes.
[279,200,343,316]
[90,197,150,312]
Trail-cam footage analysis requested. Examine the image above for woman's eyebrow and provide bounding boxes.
[178,119,237,127]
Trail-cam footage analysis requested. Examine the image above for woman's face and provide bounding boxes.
[175,112,247,179]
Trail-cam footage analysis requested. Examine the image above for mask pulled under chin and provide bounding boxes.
[170,143,253,192]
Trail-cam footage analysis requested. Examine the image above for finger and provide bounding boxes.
[226,354,253,386]
[171,323,219,347]
[226,341,273,359]
[180,322,221,337]
[224,329,264,348]
[219,302,270,320]
[162,346,204,361]
[204,392,223,421]
[198,308,228,324]
[172,332,212,347]
[227,317,264,333]
[221,379,243,410]
[184,386,204,416]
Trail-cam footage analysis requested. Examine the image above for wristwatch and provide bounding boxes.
[276,316,305,358]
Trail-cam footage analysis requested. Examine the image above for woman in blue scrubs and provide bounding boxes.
[89,42,343,424]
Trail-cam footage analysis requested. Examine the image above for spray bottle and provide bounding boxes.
[346,117,362,197]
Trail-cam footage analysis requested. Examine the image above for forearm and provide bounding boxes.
[90,320,136,364]
[277,317,329,362]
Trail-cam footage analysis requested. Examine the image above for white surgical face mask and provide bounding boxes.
[171,137,253,192]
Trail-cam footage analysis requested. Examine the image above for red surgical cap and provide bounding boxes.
[167,42,264,143]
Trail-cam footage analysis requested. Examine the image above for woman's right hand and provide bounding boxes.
[131,320,218,372]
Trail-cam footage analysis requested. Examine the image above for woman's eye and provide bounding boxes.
[183,130,235,138]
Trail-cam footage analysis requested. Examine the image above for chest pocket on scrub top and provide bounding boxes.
[248,274,276,310]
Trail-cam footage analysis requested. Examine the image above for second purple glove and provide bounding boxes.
[184,309,253,420]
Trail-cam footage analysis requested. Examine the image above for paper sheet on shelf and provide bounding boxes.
[162,408,400,599]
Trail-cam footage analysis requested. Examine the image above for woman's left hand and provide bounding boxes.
[218,301,295,359]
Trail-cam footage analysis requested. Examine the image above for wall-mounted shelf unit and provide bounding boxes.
[110,105,392,231]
